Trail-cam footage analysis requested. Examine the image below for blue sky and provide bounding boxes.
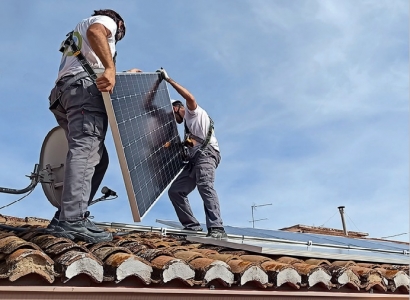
[0,0,408,241]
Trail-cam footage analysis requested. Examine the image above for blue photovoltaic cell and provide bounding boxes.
[105,73,184,220]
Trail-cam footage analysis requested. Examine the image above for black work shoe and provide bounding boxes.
[52,220,113,243]
[183,226,203,232]
[83,211,104,233]
[207,227,227,239]
[47,217,59,229]
[46,211,61,229]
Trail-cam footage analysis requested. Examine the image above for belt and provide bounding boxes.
[49,72,89,110]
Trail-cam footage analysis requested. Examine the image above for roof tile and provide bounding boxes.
[0,216,408,296]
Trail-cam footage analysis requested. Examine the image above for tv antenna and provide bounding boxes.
[249,203,272,228]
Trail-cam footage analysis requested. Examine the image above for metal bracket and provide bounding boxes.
[161,227,167,236]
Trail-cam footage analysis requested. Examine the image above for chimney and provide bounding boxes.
[338,206,348,236]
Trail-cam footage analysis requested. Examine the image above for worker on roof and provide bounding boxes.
[158,68,227,239]
[47,9,131,243]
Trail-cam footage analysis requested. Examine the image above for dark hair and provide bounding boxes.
[172,100,184,107]
[92,9,126,41]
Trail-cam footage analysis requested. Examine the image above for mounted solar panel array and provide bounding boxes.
[102,73,184,221]
[156,219,409,264]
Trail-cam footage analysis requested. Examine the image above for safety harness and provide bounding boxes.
[184,117,214,151]
[59,31,98,81]
[49,31,100,112]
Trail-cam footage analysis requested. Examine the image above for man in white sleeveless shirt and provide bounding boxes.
[159,68,227,239]
[47,9,126,243]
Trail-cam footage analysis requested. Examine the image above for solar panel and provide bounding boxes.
[157,219,409,263]
[102,72,184,221]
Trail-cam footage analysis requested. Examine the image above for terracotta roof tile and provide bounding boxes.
[6,248,55,283]
[0,215,408,296]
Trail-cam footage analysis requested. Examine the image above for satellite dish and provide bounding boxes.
[39,126,67,208]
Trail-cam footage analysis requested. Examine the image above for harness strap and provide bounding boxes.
[60,31,98,81]
[184,117,214,150]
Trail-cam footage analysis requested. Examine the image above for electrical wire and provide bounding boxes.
[380,232,408,239]
[319,211,337,227]
[0,188,34,210]
[345,211,361,232]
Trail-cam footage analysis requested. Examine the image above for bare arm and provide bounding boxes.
[87,23,116,93]
[166,78,197,111]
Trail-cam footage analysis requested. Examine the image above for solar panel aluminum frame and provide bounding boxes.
[101,72,184,221]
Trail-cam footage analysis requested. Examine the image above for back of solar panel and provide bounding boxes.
[102,72,184,221]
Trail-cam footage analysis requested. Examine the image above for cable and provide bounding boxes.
[319,211,337,227]
[0,188,34,210]
[345,212,361,232]
[380,232,408,239]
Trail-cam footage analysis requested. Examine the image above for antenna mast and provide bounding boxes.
[250,203,272,228]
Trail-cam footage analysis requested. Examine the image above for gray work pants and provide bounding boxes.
[168,146,223,229]
[48,76,108,221]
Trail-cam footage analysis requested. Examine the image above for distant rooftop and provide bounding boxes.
[280,224,369,238]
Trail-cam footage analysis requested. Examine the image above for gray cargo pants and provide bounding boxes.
[168,146,223,229]
[48,74,109,221]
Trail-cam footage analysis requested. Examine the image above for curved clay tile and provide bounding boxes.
[18,229,47,241]
[0,235,41,254]
[221,250,248,256]
[174,250,205,263]
[190,248,218,256]
[45,241,89,256]
[0,232,15,239]
[323,265,361,290]
[139,232,162,239]
[189,257,233,286]
[376,268,410,292]
[240,255,272,264]
[29,235,78,251]
[92,246,132,261]
[122,243,148,254]
[185,243,202,250]
[357,262,382,269]
[332,260,357,267]
[277,257,303,265]
[150,255,195,285]
[165,245,189,255]
[304,258,331,266]
[136,239,157,249]
[104,252,152,284]
[6,248,55,283]
[348,266,386,291]
[152,240,177,248]
[381,264,409,274]
[0,261,9,279]
[293,263,333,289]
[137,248,173,262]
[88,242,116,252]
[206,253,239,264]
[114,237,142,247]
[261,260,301,289]
[236,264,269,287]
[53,250,103,283]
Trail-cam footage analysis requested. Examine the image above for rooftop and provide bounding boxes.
[0,214,408,299]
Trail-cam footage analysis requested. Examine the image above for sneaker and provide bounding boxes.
[206,227,227,239]
[52,220,113,243]
[183,226,203,232]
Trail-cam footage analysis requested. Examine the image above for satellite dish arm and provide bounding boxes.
[0,164,40,194]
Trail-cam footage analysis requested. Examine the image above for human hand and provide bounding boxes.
[96,68,116,94]
[125,68,142,73]
[156,67,170,81]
